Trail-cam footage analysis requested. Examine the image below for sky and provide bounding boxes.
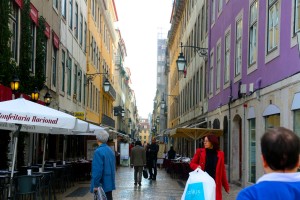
[114,0,173,118]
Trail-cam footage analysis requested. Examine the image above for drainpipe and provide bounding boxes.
[228,81,233,183]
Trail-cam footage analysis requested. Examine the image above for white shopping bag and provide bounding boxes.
[181,168,216,200]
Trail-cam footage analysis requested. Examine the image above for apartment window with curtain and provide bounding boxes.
[267,0,279,52]
[209,52,214,95]
[248,118,256,183]
[52,48,57,87]
[62,0,66,19]
[265,114,280,129]
[61,50,66,92]
[216,42,221,90]
[84,21,87,52]
[9,4,19,62]
[224,31,230,84]
[294,109,300,137]
[249,1,258,66]
[67,57,72,95]
[69,0,73,29]
[83,76,86,105]
[75,3,78,38]
[235,19,242,77]
[294,0,300,34]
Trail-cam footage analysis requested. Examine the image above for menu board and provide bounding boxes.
[120,143,129,160]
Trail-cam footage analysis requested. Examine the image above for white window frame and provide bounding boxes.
[30,23,36,74]
[248,0,258,71]
[67,56,72,96]
[234,12,243,83]
[211,0,216,26]
[61,50,66,92]
[52,47,57,87]
[69,0,73,29]
[216,40,221,93]
[61,0,67,19]
[267,0,279,53]
[265,0,280,63]
[209,50,214,97]
[75,3,78,38]
[224,27,231,89]
[9,5,19,64]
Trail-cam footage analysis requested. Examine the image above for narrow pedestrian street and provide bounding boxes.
[56,166,242,200]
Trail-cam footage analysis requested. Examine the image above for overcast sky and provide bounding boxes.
[114,0,173,118]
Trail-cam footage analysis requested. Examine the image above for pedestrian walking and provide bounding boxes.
[130,140,146,186]
[237,127,300,200]
[190,134,229,200]
[90,129,116,200]
[148,138,159,180]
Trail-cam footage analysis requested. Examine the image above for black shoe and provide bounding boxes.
[148,177,152,180]
[152,177,156,181]
[134,182,137,185]
[138,182,141,186]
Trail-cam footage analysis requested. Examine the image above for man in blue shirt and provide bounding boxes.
[90,129,116,200]
[237,127,300,200]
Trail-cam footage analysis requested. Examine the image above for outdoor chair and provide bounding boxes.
[13,175,41,200]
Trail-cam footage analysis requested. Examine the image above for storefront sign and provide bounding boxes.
[74,112,84,120]
[15,0,22,8]
[52,31,59,49]
[30,3,38,25]
[44,22,50,39]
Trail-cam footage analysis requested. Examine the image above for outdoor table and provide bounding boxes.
[44,166,66,193]
[33,171,56,200]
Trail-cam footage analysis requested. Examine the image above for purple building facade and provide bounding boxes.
[208,0,300,186]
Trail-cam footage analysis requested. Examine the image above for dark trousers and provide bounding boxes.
[105,191,113,200]
[134,166,143,183]
[149,159,157,179]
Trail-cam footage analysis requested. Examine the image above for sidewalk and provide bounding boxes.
[57,166,242,199]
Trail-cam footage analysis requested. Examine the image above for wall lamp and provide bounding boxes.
[10,75,20,92]
[176,42,208,76]
[31,87,39,102]
[161,93,178,109]
[86,72,110,92]
[114,106,125,117]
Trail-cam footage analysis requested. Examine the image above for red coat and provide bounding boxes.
[190,148,229,200]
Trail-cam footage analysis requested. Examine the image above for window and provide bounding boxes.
[62,0,66,18]
[267,0,279,52]
[30,23,36,73]
[249,1,258,66]
[69,0,73,29]
[294,110,300,137]
[75,3,78,38]
[211,0,216,24]
[209,52,214,95]
[78,70,82,102]
[9,5,18,62]
[265,114,280,129]
[67,57,72,95]
[235,19,242,77]
[218,0,223,13]
[74,64,77,98]
[224,32,230,84]
[84,21,87,52]
[53,0,58,10]
[61,50,66,92]
[216,42,221,90]
[52,48,57,87]
[294,0,300,34]
[248,118,256,183]
[80,14,83,46]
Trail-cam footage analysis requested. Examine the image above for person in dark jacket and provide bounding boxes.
[167,146,176,159]
[130,140,146,186]
[148,138,159,180]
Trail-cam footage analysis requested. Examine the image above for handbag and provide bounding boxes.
[94,187,107,200]
[143,168,148,179]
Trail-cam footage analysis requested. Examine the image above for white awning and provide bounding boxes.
[291,92,300,110]
[247,106,255,119]
[262,104,280,117]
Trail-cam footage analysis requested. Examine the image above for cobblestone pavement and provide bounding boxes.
[57,166,242,200]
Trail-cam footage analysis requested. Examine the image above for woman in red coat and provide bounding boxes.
[190,134,229,200]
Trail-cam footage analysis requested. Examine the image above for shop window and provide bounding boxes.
[248,118,256,183]
[265,114,280,129]
[294,109,300,137]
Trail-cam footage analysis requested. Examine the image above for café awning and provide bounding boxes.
[170,127,223,153]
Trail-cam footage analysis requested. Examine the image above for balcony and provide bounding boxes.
[108,84,116,100]
[102,114,115,128]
